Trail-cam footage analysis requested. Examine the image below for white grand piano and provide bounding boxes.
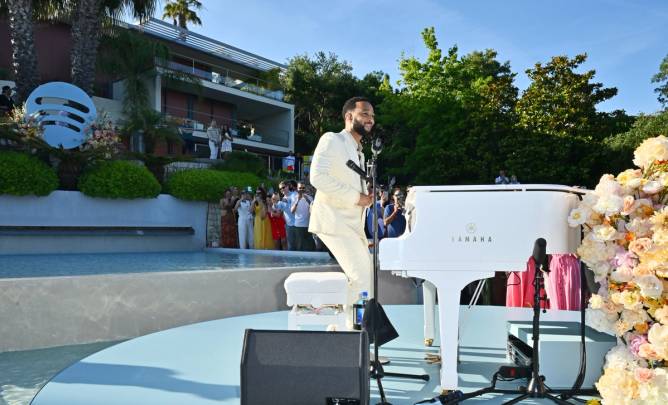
[378,184,584,390]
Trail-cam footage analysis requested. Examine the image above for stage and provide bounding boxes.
[31,305,592,404]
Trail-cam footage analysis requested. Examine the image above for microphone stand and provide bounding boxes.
[357,137,430,405]
[434,239,597,405]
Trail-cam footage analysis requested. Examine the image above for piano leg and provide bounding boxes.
[423,281,436,346]
[436,283,466,390]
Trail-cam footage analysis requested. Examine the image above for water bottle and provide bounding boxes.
[352,291,368,330]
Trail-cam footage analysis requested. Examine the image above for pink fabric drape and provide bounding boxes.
[505,254,581,310]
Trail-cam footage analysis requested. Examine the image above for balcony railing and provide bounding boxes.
[160,57,284,101]
[131,18,286,72]
[162,105,290,149]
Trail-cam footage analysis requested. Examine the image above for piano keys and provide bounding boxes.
[378,184,584,390]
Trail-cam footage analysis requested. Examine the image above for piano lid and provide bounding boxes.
[408,184,586,194]
[379,184,585,273]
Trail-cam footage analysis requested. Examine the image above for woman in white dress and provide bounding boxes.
[221,125,233,158]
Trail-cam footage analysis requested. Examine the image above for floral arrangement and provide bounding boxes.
[82,112,123,157]
[4,103,44,141]
[569,136,668,404]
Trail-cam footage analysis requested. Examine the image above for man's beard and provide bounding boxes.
[352,118,373,139]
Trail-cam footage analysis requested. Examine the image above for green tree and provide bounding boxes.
[506,54,625,186]
[378,27,518,185]
[162,0,202,29]
[605,110,668,167]
[280,52,360,153]
[652,53,668,109]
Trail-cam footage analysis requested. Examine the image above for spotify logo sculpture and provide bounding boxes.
[25,82,97,149]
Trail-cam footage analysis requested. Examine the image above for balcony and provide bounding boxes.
[162,105,290,149]
[160,57,285,101]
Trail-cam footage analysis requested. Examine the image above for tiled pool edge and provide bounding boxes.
[0,265,417,352]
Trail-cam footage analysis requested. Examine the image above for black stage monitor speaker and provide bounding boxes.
[241,329,369,405]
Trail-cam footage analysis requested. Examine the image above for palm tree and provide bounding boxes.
[162,0,202,30]
[70,0,159,95]
[3,0,40,102]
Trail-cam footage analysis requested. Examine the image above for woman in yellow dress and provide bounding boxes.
[252,191,268,249]
[263,196,275,248]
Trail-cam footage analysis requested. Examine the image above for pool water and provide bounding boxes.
[0,341,119,405]
[0,251,335,279]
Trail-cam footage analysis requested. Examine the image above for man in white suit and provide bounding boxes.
[309,97,375,328]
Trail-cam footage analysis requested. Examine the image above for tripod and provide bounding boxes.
[436,239,596,405]
[350,137,430,405]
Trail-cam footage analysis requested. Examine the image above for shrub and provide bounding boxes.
[166,169,262,202]
[79,160,161,199]
[212,151,266,177]
[0,151,58,196]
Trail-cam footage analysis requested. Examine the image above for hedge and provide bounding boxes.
[79,160,161,199]
[212,151,266,177]
[166,169,262,202]
[0,151,58,196]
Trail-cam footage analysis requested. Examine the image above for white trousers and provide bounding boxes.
[423,280,436,341]
[208,140,219,159]
[317,232,373,329]
[238,218,254,249]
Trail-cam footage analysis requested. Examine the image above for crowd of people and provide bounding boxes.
[217,179,409,251]
[218,180,317,251]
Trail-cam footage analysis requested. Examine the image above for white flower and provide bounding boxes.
[589,294,605,309]
[592,224,619,242]
[626,218,652,238]
[633,135,668,168]
[603,343,638,370]
[648,323,668,360]
[593,195,624,216]
[610,265,634,283]
[654,305,668,325]
[635,275,664,298]
[568,207,590,227]
[586,308,617,336]
[594,174,623,197]
[642,180,664,194]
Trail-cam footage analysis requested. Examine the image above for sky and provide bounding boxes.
[154,0,668,115]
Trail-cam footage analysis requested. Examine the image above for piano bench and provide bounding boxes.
[284,272,349,331]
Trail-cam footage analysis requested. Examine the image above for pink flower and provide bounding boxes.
[612,249,636,268]
[633,367,654,383]
[629,334,648,355]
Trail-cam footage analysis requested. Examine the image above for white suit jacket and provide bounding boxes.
[308,129,366,238]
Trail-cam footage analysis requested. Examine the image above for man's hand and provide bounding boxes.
[357,193,373,207]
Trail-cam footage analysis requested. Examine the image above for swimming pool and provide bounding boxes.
[0,250,335,279]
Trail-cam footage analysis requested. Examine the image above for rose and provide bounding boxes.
[586,308,617,336]
[648,323,668,360]
[638,343,662,361]
[592,224,618,242]
[635,274,664,299]
[633,135,668,168]
[594,174,623,196]
[654,305,668,325]
[629,334,649,356]
[634,367,654,383]
[593,195,624,217]
[628,238,653,256]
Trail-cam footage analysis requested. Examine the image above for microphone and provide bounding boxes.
[532,238,548,271]
[346,159,368,181]
[371,136,383,156]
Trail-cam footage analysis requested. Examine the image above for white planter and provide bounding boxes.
[0,190,207,254]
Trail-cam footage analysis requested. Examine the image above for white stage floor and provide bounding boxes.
[31,305,592,404]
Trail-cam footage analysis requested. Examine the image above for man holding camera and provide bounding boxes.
[383,188,406,238]
[291,181,314,251]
